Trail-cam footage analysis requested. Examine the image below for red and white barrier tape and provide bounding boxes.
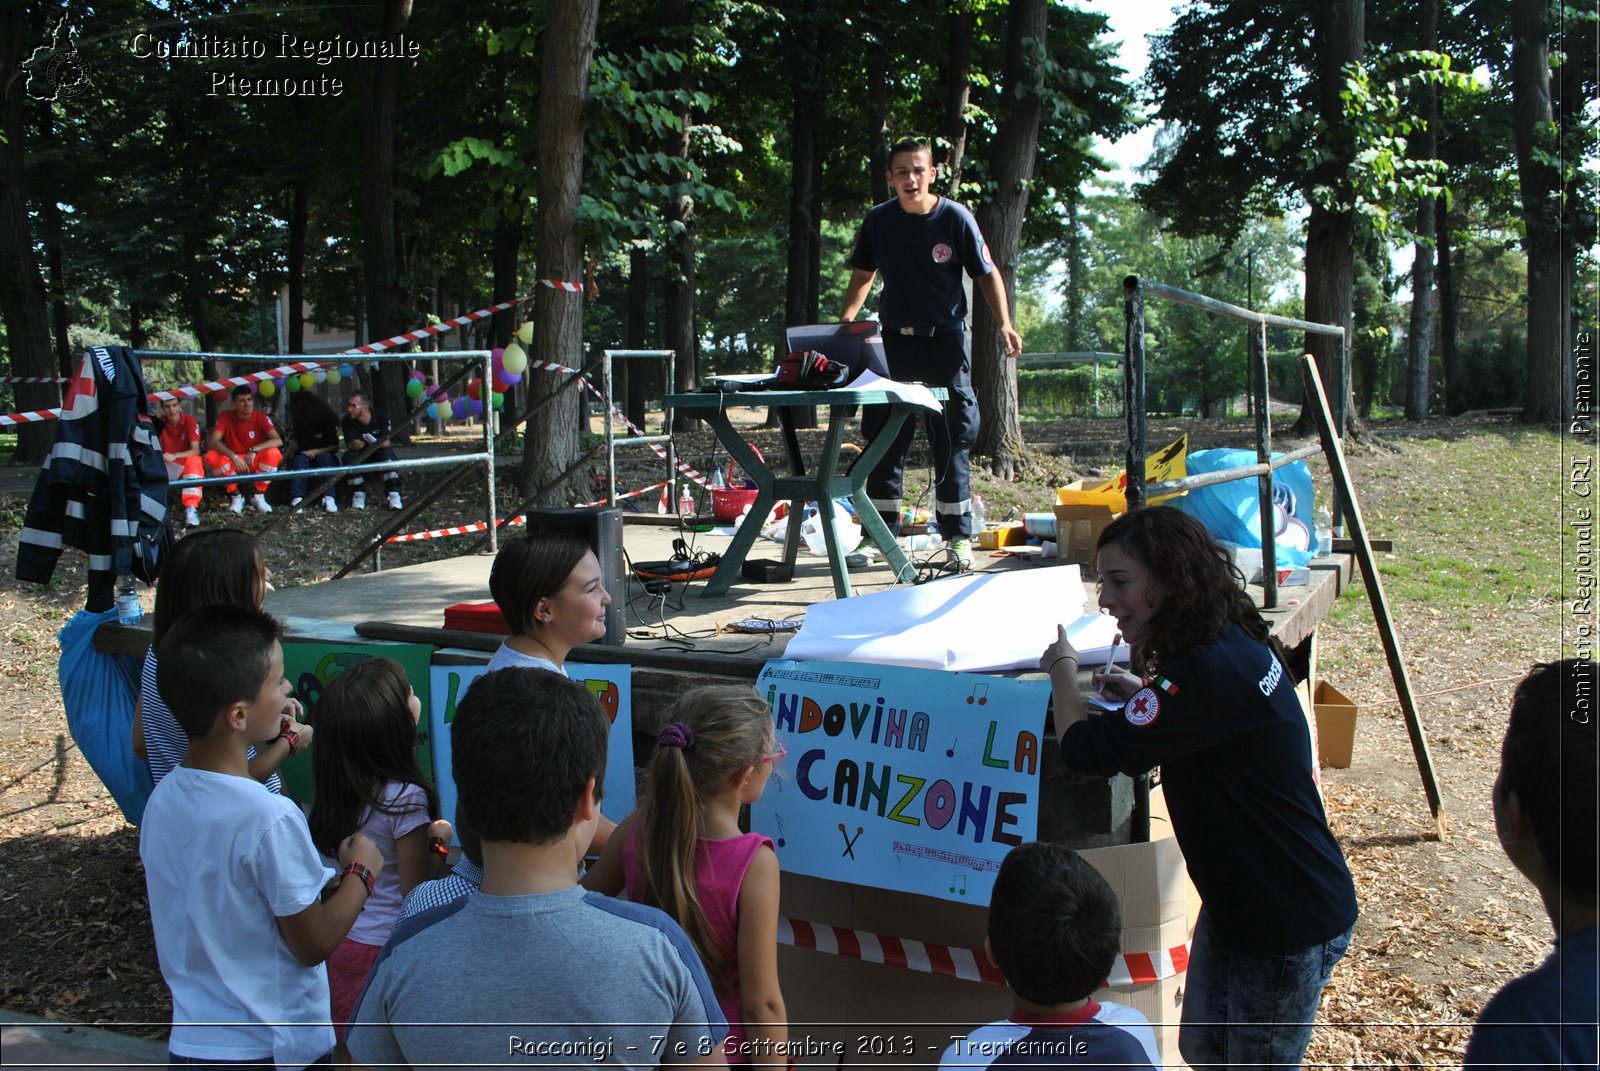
[539,278,584,293]
[778,917,1189,990]
[0,375,67,384]
[384,480,670,544]
[342,295,533,355]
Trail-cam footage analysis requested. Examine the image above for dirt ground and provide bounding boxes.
[0,413,1570,1067]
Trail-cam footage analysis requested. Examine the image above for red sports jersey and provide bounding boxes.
[214,409,276,455]
[158,413,201,455]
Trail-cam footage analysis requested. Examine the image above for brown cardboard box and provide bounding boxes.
[1313,681,1359,768]
[977,522,1028,550]
[1078,786,1199,1067]
[1054,481,1123,566]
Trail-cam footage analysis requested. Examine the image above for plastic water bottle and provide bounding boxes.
[677,483,695,517]
[710,465,726,490]
[972,494,987,534]
[116,576,143,625]
[1315,505,1334,558]
[901,533,944,553]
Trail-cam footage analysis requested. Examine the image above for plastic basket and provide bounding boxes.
[712,487,761,522]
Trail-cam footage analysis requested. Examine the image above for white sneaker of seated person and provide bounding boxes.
[323,496,339,514]
[352,491,366,511]
[229,494,245,514]
[388,491,403,510]
[251,493,272,514]
[184,506,200,527]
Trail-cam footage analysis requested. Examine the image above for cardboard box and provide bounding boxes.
[1313,680,1359,768]
[1054,481,1123,566]
[978,522,1029,550]
[1078,786,1200,1067]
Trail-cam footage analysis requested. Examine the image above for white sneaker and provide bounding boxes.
[323,496,339,514]
[251,493,273,514]
[291,497,303,507]
[387,491,403,510]
[948,538,974,569]
[352,491,366,511]
[184,506,200,527]
[845,538,879,570]
[229,494,245,514]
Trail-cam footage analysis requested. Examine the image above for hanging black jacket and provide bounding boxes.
[16,346,172,593]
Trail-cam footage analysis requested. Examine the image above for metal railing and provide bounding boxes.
[1121,276,1346,609]
[601,349,676,507]
[138,349,499,564]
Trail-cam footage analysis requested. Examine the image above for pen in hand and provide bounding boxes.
[1103,633,1121,677]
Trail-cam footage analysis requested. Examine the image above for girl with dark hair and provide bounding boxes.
[306,657,449,1045]
[1042,506,1356,1070]
[131,528,310,791]
[583,687,788,1065]
[285,390,343,512]
[485,531,611,675]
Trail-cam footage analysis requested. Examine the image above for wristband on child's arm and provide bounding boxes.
[341,862,376,898]
[428,837,450,861]
[271,717,300,753]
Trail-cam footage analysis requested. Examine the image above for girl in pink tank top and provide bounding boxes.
[584,687,788,1065]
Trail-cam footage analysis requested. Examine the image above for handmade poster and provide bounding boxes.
[750,659,1049,905]
[279,641,435,805]
[428,662,634,832]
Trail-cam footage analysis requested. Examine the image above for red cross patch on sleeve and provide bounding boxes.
[1125,687,1161,726]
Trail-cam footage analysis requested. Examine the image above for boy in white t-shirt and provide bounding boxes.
[940,842,1160,1071]
[140,605,383,1070]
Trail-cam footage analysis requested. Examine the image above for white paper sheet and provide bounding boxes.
[783,567,1086,672]
[846,370,944,412]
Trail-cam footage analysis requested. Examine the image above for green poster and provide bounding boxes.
[277,641,435,805]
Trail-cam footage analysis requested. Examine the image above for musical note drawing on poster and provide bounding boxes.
[750,658,1049,905]
[429,662,634,832]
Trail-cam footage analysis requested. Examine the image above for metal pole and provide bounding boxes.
[483,350,498,552]
[603,350,617,507]
[1123,276,1147,510]
[1250,318,1278,609]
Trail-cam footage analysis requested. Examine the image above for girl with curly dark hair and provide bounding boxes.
[1042,506,1356,1070]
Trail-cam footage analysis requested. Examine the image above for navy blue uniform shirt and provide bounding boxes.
[1061,623,1358,954]
[848,197,994,332]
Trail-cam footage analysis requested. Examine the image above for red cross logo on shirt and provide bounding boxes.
[1125,687,1161,727]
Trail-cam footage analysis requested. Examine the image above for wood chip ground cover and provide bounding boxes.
[0,416,1577,1067]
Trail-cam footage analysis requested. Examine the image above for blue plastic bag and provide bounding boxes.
[1169,448,1316,569]
[58,607,153,824]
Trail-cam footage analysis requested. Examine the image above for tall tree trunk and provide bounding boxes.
[943,8,975,196]
[520,0,599,503]
[339,0,412,433]
[490,215,521,350]
[1405,0,1438,420]
[286,181,308,354]
[865,23,890,206]
[0,8,56,465]
[662,0,699,430]
[625,245,650,430]
[1511,0,1566,424]
[1436,197,1458,412]
[972,0,1046,479]
[784,0,822,332]
[1295,0,1363,435]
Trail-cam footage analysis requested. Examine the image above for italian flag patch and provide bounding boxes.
[1156,676,1178,696]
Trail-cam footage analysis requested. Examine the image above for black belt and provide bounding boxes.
[888,323,965,337]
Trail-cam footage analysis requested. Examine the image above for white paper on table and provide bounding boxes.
[784,566,1086,672]
[845,370,943,412]
[1062,611,1130,666]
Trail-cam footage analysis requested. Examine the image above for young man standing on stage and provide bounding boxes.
[839,136,1021,570]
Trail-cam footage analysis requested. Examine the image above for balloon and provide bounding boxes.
[286,376,301,392]
[258,379,276,397]
[312,369,327,384]
[410,369,426,381]
[298,373,315,390]
[431,389,450,407]
[492,371,510,392]
[426,403,439,420]
[516,321,534,345]
[406,379,425,399]
[501,342,528,374]
[499,370,523,385]
[452,397,468,420]
[467,378,482,400]
[339,363,354,377]
[468,397,484,416]
[325,368,341,385]
[491,392,505,411]
[490,346,505,363]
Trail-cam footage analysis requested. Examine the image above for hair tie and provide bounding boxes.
[657,722,695,750]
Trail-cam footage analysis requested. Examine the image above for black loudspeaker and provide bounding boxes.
[522,507,626,646]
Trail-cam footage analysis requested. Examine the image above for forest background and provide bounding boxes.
[0,0,1594,502]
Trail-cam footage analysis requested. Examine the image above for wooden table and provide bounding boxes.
[663,385,946,598]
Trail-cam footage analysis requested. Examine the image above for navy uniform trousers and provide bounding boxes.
[861,328,979,539]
